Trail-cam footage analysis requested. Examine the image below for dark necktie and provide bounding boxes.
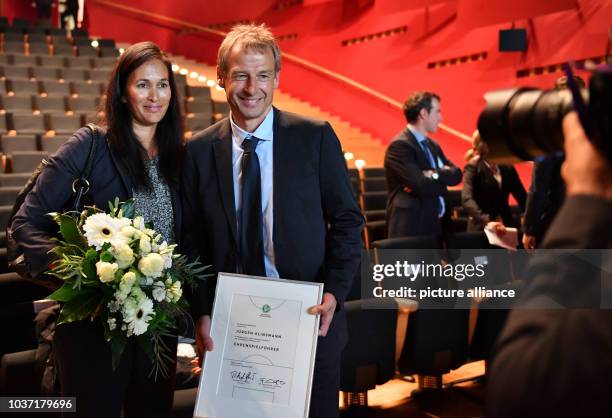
[240,136,266,276]
[418,139,446,217]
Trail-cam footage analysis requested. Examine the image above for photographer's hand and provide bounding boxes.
[562,112,612,200]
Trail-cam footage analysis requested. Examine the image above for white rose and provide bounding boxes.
[121,225,140,240]
[139,235,152,255]
[96,261,118,283]
[120,271,136,290]
[111,243,135,269]
[138,253,165,278]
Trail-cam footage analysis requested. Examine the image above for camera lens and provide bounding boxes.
[478,87,580,163]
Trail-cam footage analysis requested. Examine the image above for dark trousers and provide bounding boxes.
[53,320,177,418]
[309,310,347,418]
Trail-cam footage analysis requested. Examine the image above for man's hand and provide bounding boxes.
[486,221,507,238]
[308,292,337,337]
[522,234,537,250]
[192,314,214,375]
[562,112,612,199]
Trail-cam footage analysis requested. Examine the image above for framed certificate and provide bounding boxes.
[194,272,323,418]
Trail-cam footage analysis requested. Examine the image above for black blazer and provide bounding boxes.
[461,158,527,230]
[11,126,182,279]
[384,128,462,237]
[181,108,364,319]
[487,196,612,418]
[523,154,565,241]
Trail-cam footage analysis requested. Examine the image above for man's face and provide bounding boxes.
[218,44,279,132]
[421,98,442,133]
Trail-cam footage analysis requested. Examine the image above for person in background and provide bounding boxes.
[462,130,527,236]
[385,91,462,238]
[487,111,612,417]
[521,75,585,249]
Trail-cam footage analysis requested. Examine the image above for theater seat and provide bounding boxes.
[340,299,398,409]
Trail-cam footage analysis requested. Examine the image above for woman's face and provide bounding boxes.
[124,59,171,128]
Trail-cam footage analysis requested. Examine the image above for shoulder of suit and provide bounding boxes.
[61,125,108,155]
[188,118,229,147]
[275,108,328,130]
[388,129,417,148]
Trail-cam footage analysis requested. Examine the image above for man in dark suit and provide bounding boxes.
[384,91,462,238]
[181,24,363,418]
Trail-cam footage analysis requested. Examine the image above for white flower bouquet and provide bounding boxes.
[47,199,207,378]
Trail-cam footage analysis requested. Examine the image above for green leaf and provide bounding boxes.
[57,214,84,247]
[48,282,79,302]
[121,199,136,219]
[100,250,113,263]
[82,249,97,281]
[56,287,101,324]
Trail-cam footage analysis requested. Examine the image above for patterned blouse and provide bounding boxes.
[133,157,175,243]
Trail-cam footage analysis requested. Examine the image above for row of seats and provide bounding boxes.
[0,23,117,58]
[0,76,207,98]
[0,53,116,69]
[0,112,214,143]
[0,16,86,35]
[0,66,111,82]
[341,231,525,406]
[347,167,519,248]
[0,114,86,135]
[0,95,99,114]
[0,81,105,97]
[0,85,213,108]
[1,41,117,58]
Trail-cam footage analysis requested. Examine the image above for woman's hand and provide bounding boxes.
[486,221,507,238]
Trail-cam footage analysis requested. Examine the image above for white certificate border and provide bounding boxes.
[194,272,323,418]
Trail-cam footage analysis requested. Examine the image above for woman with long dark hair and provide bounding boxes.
[12,41,185,418]
[462,130,527,235]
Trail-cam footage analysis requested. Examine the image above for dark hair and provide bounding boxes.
[554,75,586,89]
[101,41,184,190]
[402,91,441,123]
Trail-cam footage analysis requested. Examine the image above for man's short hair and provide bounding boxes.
[403,91,441,123]
[217,23,282,78]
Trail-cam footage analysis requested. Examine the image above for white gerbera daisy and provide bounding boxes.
[123,297,154,336]
[83,214,131,250]
[83,213,116,249]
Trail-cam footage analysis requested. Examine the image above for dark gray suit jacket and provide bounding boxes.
[384,128,462,238]
[181,108,364,319]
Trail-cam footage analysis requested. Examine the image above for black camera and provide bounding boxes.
[477,65,612,164]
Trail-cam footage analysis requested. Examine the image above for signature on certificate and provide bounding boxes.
[259,378,286,388]
[230,370,256,384]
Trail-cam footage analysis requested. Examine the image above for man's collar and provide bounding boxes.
[407,124,427,143]
[230,108,274,145]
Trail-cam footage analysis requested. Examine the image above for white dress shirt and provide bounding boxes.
[230,109,279,277]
